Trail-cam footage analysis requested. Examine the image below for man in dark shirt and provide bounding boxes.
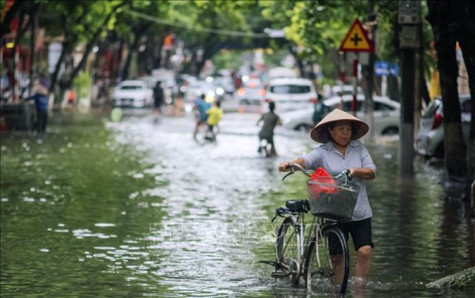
[153,81,164,114]
[25,82,49,135]
[257,101,281,156]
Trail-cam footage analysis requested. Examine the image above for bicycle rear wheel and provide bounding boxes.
[304,225,349,295]
[275,217,301,286]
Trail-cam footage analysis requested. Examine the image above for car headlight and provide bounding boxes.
[216,87,224,95]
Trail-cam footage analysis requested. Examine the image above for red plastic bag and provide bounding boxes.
[308,167,338,194]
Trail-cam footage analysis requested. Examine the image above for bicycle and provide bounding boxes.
[270,163,359,296]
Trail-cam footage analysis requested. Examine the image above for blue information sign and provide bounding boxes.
[389,63,398,76]
[375,61,398,76]
[374,61,389,76]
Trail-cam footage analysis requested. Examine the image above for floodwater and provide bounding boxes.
[1,109,473,297]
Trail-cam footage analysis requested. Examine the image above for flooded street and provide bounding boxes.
[1,110,473,297]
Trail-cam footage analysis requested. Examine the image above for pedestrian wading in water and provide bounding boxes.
[278,109,376,285]
[257,101,281,157]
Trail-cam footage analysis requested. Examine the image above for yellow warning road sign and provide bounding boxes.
[339,19,374,52]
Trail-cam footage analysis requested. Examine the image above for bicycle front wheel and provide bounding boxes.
[304,225,349,295]
[275,217,301,286]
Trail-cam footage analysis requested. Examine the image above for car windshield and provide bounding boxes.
[325,99,394,112]
[270,84,311,94]
[121,85,143,90]
[374,102,395,111]
[422,100,441,118]
[326,101,363,112]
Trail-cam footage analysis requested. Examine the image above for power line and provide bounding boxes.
[123,9,277,38]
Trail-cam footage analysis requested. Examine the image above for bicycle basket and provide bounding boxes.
[307,177,360,221]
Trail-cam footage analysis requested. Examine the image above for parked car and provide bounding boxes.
[263,78,318,113]
[140,76,174,105]
[416,94,471,158]
[268,67,298,80]
[280,94,400,136]
[212,75,235,95]
[112,80,153,108]
[235,79,266,113]
[151,68,178,95]
[331,84,363,96]
[186,80,219,103]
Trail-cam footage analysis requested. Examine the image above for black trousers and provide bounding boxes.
[36,110,48,133]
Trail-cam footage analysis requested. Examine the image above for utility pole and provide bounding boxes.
[398,0,421,176]
[364,0,376,140]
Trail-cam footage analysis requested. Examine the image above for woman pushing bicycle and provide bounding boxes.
[278,108,376,285]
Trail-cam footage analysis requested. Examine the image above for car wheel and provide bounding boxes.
[382,126,399,135]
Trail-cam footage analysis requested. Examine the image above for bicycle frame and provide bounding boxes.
[275,207,346,280]
[276,210,334,275]
[273,163,351,294]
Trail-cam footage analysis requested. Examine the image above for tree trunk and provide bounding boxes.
[288,44,305,78]
[11,10,25,101]
[121,35,141,81]
[0,0,22,36]
[196,35,217,76]
[364,0,375,140]
[387,74,401,102]
[66,8,120,87]
[28,10,37,96]
[427,1,467,179]
[49,40,69,94]
[457,7,475,186]
[112,39,124,83]
[438,37,466,179]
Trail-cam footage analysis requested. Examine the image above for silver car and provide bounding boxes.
[416,94,471,158]
[235,79,266,113]
[280,94,400,135]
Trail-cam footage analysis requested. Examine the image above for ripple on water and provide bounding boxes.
[94,223,116,228]
[72,229,117,239]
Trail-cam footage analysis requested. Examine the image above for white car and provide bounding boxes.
[112,80,153,108]
[416,94,471,158]
[140,76,174,105]
[331,85,362,96]
[268,67,298,79]
[186,80,219,103]
[280,94,400,136]
[263,78,318,113]
[235,78,266,112]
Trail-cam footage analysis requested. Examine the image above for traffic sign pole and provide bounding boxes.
[398,0,421,176]
[339,19,374,116]
[351,58,358,115]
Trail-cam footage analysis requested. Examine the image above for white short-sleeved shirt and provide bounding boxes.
[301,140,376,221]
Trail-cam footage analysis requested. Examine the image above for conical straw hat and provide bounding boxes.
[310,108,369,143]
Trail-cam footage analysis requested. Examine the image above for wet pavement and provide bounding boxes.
[1,109,473,297]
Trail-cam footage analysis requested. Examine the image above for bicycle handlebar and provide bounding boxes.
[281,163,351,182]
[281,163,312,181]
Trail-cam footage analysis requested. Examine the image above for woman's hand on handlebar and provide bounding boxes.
[278,161,292,172]
[278,159,306,172]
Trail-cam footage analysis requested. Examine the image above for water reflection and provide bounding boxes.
[1,112,473,297]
